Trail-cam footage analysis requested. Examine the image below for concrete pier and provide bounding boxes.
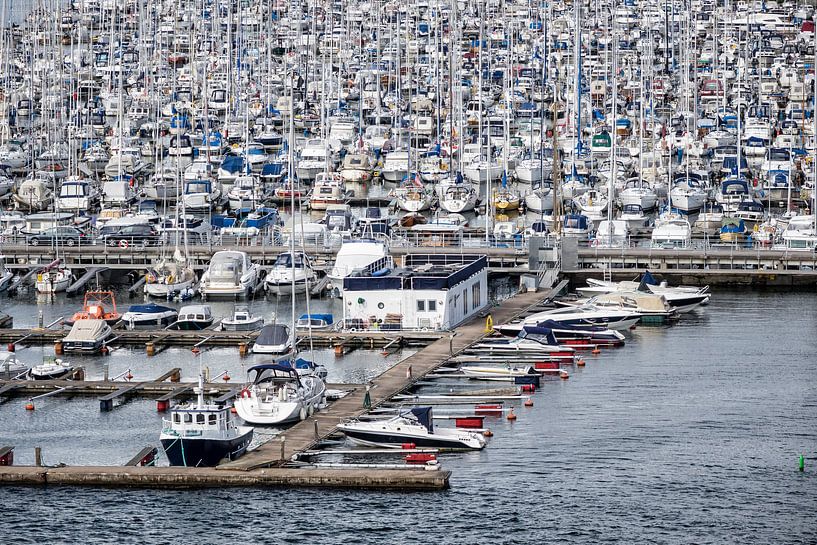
[0,465,450,490]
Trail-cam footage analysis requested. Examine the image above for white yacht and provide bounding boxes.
[200,251,261,298]
[338,407,486,450]
[234,362,326,425]
[264,251,316,296]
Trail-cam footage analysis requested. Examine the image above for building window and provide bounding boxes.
[196,413,205,424]
[184,413,192,423]
[463,290,468,314]
[428,300,437,312]
[417,300,425,312]
[209,414,217,425]
[472,283,481,310]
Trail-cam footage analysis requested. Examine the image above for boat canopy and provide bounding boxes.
[63,319,109,342]
[519,326,560,346]
[407,406,434,432]
[247,362,299,384]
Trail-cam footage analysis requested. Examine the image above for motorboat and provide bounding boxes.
[498,320,626,347]
[309,173,347,210]
[337,407,486,450]
[509,304,642,331]
[619,204,651,233]
[182,179,222,212]
[221,305,264,331]
[66,290,121,326]
[470,327,576,362]
[264,251,317,296]
[170,305,214,330]
[459,364,542,382]
[0,351,28,380]
[121,303,178,328]
[295,314,334,331]
[27,357,76,380]
[579,272,710,312]
[160,372,253,467]
[651,215,692,248]
[251,324,292,354]
[234,362,326,425]
[61,319,113,353]
[566,292,676,324]
[200,250,261,299]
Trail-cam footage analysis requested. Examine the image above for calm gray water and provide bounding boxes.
[1,291,816,543]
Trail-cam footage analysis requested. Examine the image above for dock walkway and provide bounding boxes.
[220,286,561,470]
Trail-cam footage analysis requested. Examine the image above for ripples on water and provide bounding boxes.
[1,290,816,543]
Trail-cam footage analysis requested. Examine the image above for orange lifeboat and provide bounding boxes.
[66,290,122,326]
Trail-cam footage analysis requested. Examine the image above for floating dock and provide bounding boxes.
[0,284,563,490]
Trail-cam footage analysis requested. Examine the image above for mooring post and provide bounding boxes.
[34,447,42,467]
[314,420,319,438]
[280,436,286,460]
[103,364,109,382]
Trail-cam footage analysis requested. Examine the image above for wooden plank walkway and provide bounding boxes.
[0,328,443,349]
[219,287,559,471]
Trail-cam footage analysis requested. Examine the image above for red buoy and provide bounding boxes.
[7,343,14,353]
[24,400,35,411]
[401,442,417,450]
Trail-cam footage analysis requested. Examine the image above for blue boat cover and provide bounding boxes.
[127,303,175,313]
[298,313,334,325]
[410,407,434,432]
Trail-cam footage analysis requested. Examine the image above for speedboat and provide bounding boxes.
[264,251,317,296]
[470,327,576,362]
[234,362,326,425]
[121,303,178,328]
[27,357,76,380]
[251,324,292,354]
[510,304,642,331]
[160,372,253,467]
[200,250,261,299]
[222,305,264,331]
[170,305,214,330]
[459,364,542,381]
[61,319,113,353]
[337,407,486,450]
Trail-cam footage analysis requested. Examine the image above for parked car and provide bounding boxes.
[27,226,87,246]
[96,223,160,248]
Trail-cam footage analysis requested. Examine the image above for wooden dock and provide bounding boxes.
[0,328,443,350]
[0,286,561,490]
[219,285,563,471]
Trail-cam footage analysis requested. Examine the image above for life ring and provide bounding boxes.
[239,388,251,399]
[119,239,129,249]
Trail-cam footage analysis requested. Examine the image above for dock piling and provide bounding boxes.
[34,447,42,467]
[280,436,286,461]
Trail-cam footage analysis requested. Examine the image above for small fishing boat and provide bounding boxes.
[121,303,178,328]
[221,305,264,331]
[170,305,214,331]
[27,357,76,380]
[160,372,253,467]
[337,407,486,450]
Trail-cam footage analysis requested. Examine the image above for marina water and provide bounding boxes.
[1,289,814,543]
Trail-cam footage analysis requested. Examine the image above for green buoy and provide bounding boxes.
[799,454,805,472]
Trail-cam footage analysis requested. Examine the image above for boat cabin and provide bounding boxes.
[342,254,488,331]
